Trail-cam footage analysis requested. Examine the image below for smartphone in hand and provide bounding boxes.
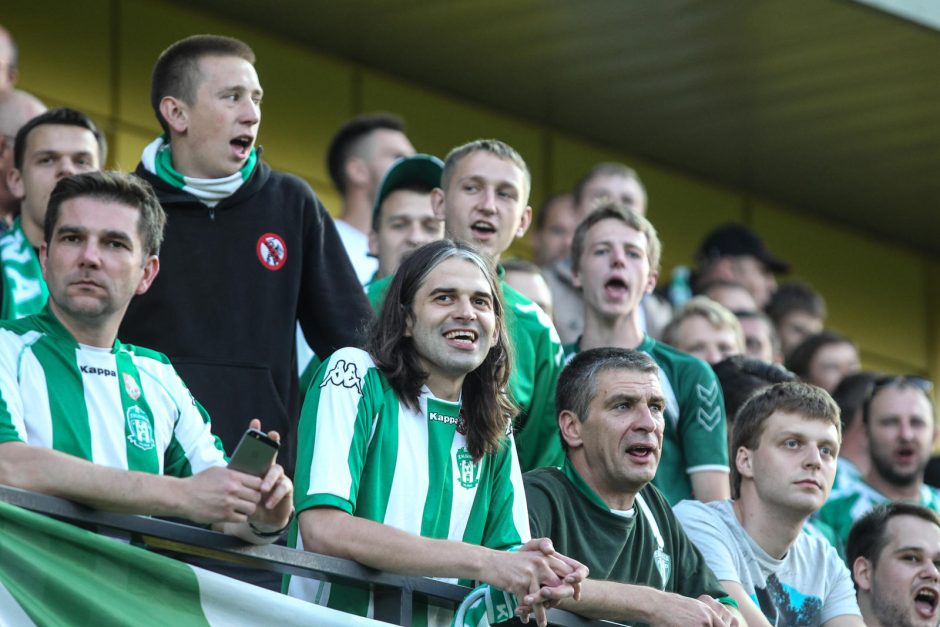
[228,428,279,477]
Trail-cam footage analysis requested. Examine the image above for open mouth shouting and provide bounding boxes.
[604,276,629,301]
[625,442,657,463]
[470,220,497,240]
[230,135,254,160]
[894,446,918,467]
[914,586,939,620]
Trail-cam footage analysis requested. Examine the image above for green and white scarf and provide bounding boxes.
[141,136,257,207]
[0,217,48,320]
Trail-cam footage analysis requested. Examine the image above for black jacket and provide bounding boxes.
[123,159,372,474]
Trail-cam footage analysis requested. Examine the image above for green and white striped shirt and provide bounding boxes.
[286,347,530,624]
[0,306,226,476]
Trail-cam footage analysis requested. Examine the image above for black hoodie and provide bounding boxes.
[123,159,372,475]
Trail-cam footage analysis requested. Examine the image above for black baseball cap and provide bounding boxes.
[696,223,790,274]
[371,154,443,231]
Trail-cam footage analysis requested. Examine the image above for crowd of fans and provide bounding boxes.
[1,26,939,627]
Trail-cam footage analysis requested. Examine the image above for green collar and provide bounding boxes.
[154,138,257,188]
[562,457,612,511]
[34,304,121,353]
[571,334,653,355]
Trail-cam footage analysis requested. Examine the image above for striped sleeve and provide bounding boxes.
[0,329,28,444]
[294,347,379,515]
[479,431,531,550]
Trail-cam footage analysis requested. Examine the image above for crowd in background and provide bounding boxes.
[1,24,939,627]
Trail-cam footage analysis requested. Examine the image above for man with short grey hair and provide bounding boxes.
[525,347,741,625]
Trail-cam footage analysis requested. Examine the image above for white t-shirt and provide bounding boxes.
[674,499,860,626]
[334,219,377,285]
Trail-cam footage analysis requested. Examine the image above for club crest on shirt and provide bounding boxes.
[653,548,671,588]
[456,447,480,489]
[320,359,362,394]
[126,406,154,451]
[256,232,287,271]
[123,373,141,400]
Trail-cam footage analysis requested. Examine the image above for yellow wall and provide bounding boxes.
[6,0,937,385]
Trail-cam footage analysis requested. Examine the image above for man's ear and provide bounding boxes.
[403,307,413,338]
[134,256,160,296]
[645,270,659,295]
[712,257,736,281]
[852,556,873,592]
[367,230,379,258]
[39,241,48,277]
[558,409,584,450]
[159,96,189,135]
[735,446,754,481]
[571,267,582,290]
[430,187,446,220]
[515,205,532,239]
[344,157,369,190]
[7,167,24,201]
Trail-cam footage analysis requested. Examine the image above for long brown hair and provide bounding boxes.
[367,240,517,460]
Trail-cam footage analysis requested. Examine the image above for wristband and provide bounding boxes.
[249,509,294,538]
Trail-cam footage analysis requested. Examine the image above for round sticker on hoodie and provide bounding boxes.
[256,232,287,270]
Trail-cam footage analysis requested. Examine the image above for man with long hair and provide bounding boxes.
[367,138,565,472]
[287,239,585,626]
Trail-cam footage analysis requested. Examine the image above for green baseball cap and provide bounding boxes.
[372,154,444,231]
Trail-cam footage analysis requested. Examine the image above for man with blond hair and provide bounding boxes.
[564,203,730,504]
[663,296,744,365]
[367,138,564,472]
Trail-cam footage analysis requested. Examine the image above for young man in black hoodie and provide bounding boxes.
[122,35,372,477]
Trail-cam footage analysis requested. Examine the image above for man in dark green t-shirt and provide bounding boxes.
[525,347,740,626]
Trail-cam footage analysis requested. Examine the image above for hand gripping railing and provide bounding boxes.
[0,485,610,627]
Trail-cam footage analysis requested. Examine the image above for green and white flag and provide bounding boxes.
[0,501,389,626]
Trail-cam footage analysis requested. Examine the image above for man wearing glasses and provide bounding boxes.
[817,375,940,550]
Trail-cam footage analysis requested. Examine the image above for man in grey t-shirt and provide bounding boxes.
[675,382,862,626]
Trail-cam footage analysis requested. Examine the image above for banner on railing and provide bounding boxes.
[0,501,389,627]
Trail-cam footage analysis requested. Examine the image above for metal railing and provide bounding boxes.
[0,485,606,626]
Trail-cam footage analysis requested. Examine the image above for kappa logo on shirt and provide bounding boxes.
[320,359,362,394]
[256,232,287,271]
[428,411,460,426]
[80,365,116,377]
